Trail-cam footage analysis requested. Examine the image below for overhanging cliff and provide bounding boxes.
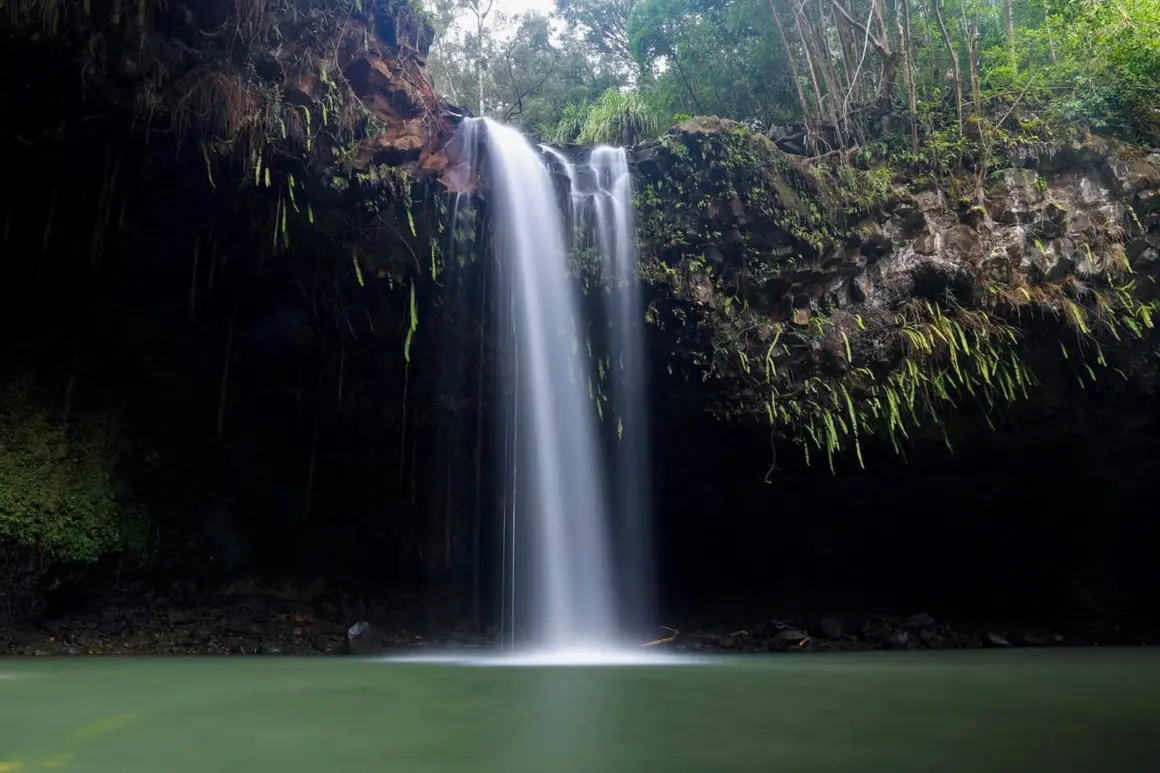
[633,117,1160,468]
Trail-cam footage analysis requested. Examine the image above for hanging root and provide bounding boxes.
[641,626,679,648]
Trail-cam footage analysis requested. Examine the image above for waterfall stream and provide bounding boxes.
[445,118,652,661]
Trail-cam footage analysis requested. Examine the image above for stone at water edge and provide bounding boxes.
[767,628,809,652]
[345,621,376,655]
[903,613,939,647]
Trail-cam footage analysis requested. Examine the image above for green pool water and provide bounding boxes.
[1,649,1157,773]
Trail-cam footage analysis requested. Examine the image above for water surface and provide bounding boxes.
[1,650,1156,772]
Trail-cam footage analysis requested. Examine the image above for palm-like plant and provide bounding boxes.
[550,103,592,144]
[576,89,663,146]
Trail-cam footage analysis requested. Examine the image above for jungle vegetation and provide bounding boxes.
[426,0,1160,148]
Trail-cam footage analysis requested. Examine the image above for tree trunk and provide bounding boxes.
[1044,2,1057,63]
[834,0,859,95]
[770,0,816,151]
[672,54,700,115]
[805,1,849,146]
[933,0,963,134]
[960,5,982,124]
[871,0,896,129]
[901,0,919,152]
[829,0,896,130]
[477,14,486,115]
[1004,0,1016,71]
[794,5,834,148]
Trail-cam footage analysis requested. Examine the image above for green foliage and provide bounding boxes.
[0,383,147,564]
[628,0,798,125]
[988,276,1160,387]
[760,302,1033,472]
[550,103,592,144]
[404,280,419,361]
[427,6,622,133]
[576,89,664,146]
[1040,0,1160,135]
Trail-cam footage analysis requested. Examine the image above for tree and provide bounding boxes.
[555,0,641,74]
[435,0,1160,150]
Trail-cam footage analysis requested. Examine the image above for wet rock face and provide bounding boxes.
[341,49,453,173]
[631,120,1160,424]
[7,0,458,183]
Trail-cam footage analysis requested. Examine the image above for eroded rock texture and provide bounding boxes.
[2,0,458,182]
[634,118,1160,466]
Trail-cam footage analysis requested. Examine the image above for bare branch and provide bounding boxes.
[830,0,887,55]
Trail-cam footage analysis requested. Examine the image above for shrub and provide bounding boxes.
[0,381,147,622]
[577,89,664,146]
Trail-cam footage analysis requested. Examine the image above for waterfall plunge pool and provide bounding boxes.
[1,649,1157,772]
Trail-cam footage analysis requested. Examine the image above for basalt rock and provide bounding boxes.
[2,0,460,184]
[632,118,1160,463]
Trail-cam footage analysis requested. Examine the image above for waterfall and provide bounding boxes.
[588,147,652,638]
[479,119,618,652]
[437,117,653,660]
[539,145,580,235]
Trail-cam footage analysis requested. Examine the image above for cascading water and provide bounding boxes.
[539,144,580,232]
[479,118,619,653]
[588,147,652,638]
[402,116,661,665]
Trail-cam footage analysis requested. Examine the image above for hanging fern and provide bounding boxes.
[404,281,418,362]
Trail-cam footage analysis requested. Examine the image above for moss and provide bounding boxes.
[0,382,148,564]
[638,118,844,268]
[634,118,1160,471]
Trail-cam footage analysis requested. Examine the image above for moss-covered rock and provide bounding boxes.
[631,118,1160,470]
[0,382,148,623]
[2,0,457,195]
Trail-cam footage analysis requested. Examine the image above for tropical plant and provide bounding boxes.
[576,88,663,146]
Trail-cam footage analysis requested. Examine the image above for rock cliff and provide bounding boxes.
[2,0,458,183]
[634,117,1160,467]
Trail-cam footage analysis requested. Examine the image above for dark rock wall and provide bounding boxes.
[3,0,1160,631]
[636,118,1160,626]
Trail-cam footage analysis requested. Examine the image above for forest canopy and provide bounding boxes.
[425,0,1160,148]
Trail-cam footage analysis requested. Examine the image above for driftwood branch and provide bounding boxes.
[641,626,679,647]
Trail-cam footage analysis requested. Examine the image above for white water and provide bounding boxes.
[588,147,652,637]
[380,648,697,667]
[540,144,583,243]
[539,145,579,197]
[480,118,619,652]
